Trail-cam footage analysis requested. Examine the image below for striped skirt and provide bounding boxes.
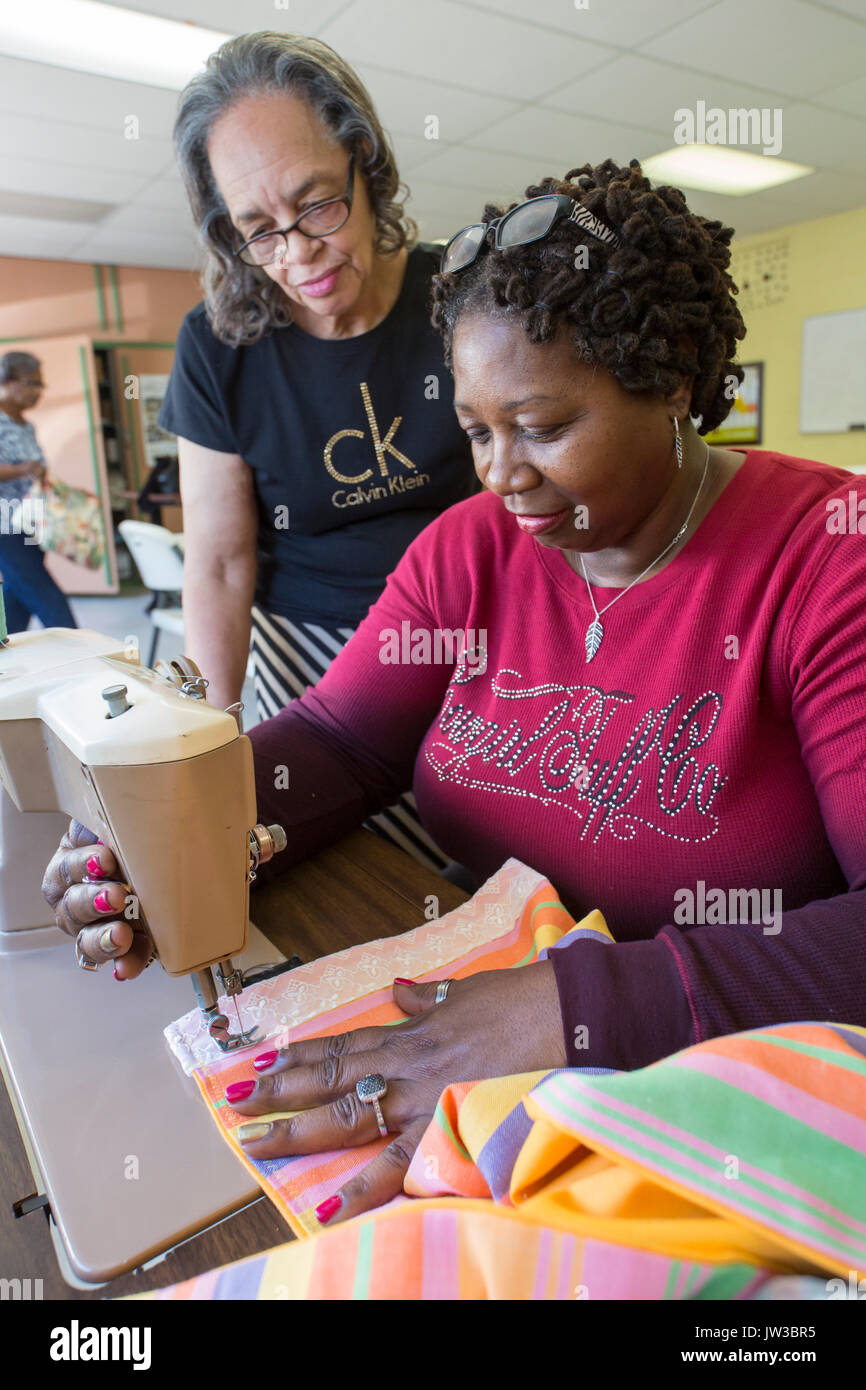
[249,605,448,872]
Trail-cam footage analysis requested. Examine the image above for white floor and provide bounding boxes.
[67,592,263,728]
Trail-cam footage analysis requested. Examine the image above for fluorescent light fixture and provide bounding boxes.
[641,146,812,197]
[0,0,232,90]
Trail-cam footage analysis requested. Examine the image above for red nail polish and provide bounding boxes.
[86,855,105,879]
[225,1080,255,1103]
[93,890,111,913]
[113,966,125,981]
[96,840,103,845]
[253,1050,278,1071]
[315,1194,342,1225]
[394,978,416,986]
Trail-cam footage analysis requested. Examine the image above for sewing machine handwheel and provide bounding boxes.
[154,654,202,683]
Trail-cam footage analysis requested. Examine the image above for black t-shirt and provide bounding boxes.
[158,243,475,624]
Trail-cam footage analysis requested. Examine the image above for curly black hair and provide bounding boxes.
[430,158,746,434]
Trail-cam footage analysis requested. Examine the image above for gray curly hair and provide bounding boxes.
[0,351,41,384]
[174,31,417,347]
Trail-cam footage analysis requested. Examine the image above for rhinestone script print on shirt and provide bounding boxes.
[423,656,728,847]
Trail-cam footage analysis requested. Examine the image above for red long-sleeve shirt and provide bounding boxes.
[248,450,866,1069]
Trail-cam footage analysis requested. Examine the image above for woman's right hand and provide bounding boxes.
[41,819,152,980]
[26,459,47,480]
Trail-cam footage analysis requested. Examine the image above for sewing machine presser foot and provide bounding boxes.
[207,1015,262,1052]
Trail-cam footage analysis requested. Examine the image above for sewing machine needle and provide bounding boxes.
[233,994,244,1036]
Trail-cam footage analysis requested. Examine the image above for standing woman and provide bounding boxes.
[0,352,77,634]
[159,32,475,869]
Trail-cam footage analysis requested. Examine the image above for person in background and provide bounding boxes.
[159,32,476,870]
[0,351,76,634]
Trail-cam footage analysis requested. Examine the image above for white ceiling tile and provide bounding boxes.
[772,103,866,173]
[96,203,196,237]
[743,166,866,216]
[469,105,666,167]
[810,73,866,118]
[413,214,460,243]
[398,143,574,201]
[74,227,200,270]
[0,213,92,258]
[0,153,149,203]
[0,55,179,139]
[642,0,866,98]
[121,0,351,33]
[128,176,190,212]
[464,0,720,47]
[390,132,455,173]
[319,0,616,100]
[0,0,861,270]
[353,63,523,143]
[405,177,507,234]
[660,166,866,237]
[543,54,791,129]
[805,0,866,20]
[72,247,199,269]
[669,189,795,238]
[0,190,110,222]
[0,113,170,177]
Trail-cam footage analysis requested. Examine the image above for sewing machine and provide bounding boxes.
[0,626,291,1285]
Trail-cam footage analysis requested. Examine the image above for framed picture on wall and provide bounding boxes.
[138,373,179,472]
[705,362,763,446]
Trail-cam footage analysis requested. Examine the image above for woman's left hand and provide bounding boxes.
[230,963,567,1224]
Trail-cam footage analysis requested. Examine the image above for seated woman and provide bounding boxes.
[45,158,866,1232]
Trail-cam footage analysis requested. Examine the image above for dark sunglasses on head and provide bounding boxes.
[440,193,622,275]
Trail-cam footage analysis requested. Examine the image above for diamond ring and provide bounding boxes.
[356,1072,388,1138]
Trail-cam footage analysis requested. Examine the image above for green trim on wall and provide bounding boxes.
[108,265,123,333]
[0,336,176,348]
[78,345,112,586]
[91,339,175,350]
[120,354,143,489]
[92,265,108,330]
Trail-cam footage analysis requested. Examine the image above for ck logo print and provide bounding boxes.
[325,383,431,509]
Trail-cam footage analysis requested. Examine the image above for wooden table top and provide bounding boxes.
[0,830,467,1299]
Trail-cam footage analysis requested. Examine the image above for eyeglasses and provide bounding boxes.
[234,152,356,267]
[440,194,622,275]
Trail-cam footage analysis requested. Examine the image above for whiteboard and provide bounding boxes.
[800,307,866,434]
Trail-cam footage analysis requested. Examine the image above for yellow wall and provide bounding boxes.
[731,204,866,474]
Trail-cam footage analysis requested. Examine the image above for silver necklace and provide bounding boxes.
[580,440,711,662]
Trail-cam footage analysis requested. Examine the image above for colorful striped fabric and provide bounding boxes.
[135,1019,866,1300]
[138,1205,779,1301]
[190,864,613,1238]
[137,858,866,1300]
[519,1022,866,1278]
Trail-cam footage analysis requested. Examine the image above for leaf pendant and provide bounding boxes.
[585,618,604,662]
